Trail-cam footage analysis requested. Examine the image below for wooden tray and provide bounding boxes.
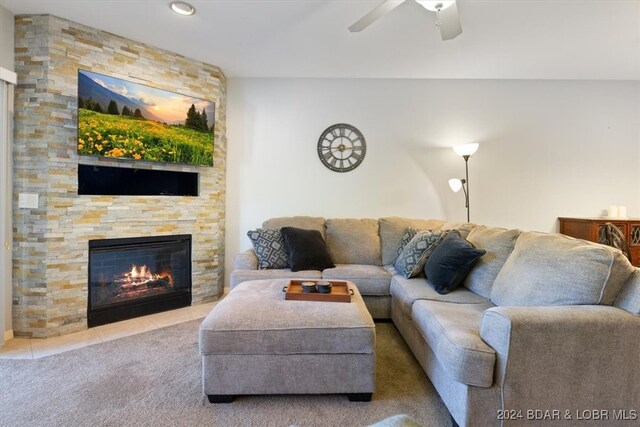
[284,280,353,303]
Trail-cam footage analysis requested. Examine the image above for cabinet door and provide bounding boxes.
[596,222,628,244]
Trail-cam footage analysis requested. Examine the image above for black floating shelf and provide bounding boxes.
[78,164,198,196]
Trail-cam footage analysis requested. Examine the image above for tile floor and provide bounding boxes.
[0,299,222,360]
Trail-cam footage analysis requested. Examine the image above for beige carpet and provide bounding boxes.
[0,320,452,427]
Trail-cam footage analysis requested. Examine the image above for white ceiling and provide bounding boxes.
[2,0,639,80]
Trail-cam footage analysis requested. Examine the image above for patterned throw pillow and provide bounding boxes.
[247,228,289,269]
[394,230,447,278]
[396,228,422,258]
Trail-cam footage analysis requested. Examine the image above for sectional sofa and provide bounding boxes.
[230,216,640,427]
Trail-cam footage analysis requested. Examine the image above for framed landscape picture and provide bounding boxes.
[77,69,215,166]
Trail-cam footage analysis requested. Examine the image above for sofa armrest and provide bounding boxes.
[480,306,640,418]
[615,268,640,315]
[233,249,258,271]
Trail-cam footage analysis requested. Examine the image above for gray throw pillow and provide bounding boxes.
[394,230,447,278]
[247,228,289,269]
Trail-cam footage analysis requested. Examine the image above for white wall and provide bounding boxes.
[0,4,14,341]
[226,78,640,285]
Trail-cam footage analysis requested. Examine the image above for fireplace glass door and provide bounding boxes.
[88,235,191,326]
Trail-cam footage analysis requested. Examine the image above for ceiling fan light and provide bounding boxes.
[453,143,479,157]
[416,0,456,12]
[170,1,195,16]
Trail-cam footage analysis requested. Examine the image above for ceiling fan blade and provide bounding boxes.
[348,0,405,32]
[438,1,462,40]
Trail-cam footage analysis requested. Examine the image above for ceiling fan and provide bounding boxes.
[348,0,462,41]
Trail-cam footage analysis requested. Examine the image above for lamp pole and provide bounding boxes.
[463,155,470,222]
[451,143,478,223]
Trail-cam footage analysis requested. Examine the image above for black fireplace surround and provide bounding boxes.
[88,234,192,327]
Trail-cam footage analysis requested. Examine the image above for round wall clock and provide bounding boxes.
[317,123,367,173]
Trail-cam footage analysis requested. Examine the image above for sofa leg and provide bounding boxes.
[207,394,234,403]
[450,413,459,427]
[347,393,372,402]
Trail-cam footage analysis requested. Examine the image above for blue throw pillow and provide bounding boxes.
[424,230,486,295]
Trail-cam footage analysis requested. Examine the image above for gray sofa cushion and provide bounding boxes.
[200,279,374,355]
[229,269,321,288]
[379,217,445,265]
[262,216,326,239]
[491,232,635,307]
[412,300,496,387]
[325,218,382,265]
[322,264,391,296]
[390,275,489,318]
[247,228,289,269]
[464,226,522,298]
[615,269,640,316]
[440,221,475,239]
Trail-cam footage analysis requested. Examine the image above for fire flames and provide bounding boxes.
[115,264,173,291]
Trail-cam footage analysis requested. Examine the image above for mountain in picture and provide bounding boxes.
[78,72,165,124]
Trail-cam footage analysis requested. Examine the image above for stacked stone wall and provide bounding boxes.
[13,15,226,338]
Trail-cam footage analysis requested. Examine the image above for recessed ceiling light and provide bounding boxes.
[170,1,195,16]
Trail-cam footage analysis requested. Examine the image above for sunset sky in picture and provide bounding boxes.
[81,70,214,125]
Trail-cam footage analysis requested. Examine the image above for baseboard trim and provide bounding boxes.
[3,330,14,341]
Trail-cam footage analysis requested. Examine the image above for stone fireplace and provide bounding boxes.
[12,15,226,338]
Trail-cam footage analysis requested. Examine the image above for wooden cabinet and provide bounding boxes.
[558,217,640,267]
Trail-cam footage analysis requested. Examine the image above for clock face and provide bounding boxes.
[317,123,366,173]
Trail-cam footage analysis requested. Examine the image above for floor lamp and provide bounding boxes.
[448,143,479,223]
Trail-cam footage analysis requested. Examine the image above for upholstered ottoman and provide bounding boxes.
[199,279,376,402]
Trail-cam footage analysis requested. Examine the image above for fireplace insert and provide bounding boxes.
[88,234,192,327]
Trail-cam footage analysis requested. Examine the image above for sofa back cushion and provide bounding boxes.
[378,217,445,265]
[615,268,640,316]
[440,221,475,239]
[326,218,382,265]
[491,232,635,307]
[464,226,522,298]
[262,216,326,239]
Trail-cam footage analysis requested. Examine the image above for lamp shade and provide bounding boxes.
[448,178,463,192]
[417,1,456,12]
[452,143,479,157]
